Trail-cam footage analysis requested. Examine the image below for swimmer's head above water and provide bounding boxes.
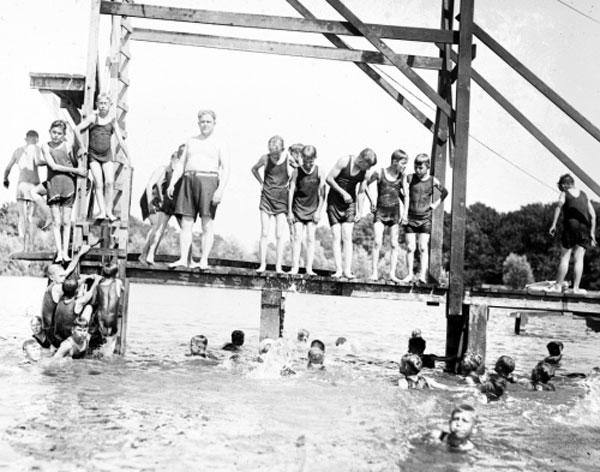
[399,353,423,377]
[545,341,564,365]
[190,335,208,356]
[297,329,309,343]
[310,339,325,352]
[307,347,325,368]
[335,337,347,347]
[494,355,515,378]
[22,339,42,362]
[460,351,483,376]
[447,404,476,451]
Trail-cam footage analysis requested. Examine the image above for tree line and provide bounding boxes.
[1,200,599,290]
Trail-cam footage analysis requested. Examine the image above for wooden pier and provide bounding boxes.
[19,0,600,367]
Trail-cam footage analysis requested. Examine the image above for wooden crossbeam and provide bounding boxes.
[285,0,445,141]
[131,28,443,70]
[447,0,475,316]
[100,1,457,43]
[470,21,600,144]
[324,0,453,118]
[469,65,600,199]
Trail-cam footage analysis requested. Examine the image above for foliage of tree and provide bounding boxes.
[502,253,534,289]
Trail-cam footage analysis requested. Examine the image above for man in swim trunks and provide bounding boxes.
[4,130,43,251]
[326,148,377,278]
[167,110,230,269]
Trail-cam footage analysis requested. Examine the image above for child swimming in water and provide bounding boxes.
[545,341,563,366]
[529,361,556,391]
[426,404,476,452]
[53,317,90,359]
[307,346,325,370]
[297,329,310,343]
[398,353,429,389]
[22,339,43,363]
[480,355,515,401]
[459,351,484,384]
[222,330,245,352]
[189,334,218,359]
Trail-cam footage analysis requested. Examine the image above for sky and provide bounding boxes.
[1,0,599,249]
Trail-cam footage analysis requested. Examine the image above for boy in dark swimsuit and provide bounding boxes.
[326,148,377,279]
[252,136,294,273]
[480,355,515,401]
[288,145,326,275]
[402,153,448,284]
[549,173,596,294]
[366,149,409,282]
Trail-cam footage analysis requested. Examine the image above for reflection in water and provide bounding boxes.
[0,277,599,471]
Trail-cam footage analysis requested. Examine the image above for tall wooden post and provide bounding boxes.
[260,288,285,340]
[445,0,474,361]
[429,0,454,284]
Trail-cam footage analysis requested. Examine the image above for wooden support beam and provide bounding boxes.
[470,22,600,144]
[131,28,443,70]
[29,73,86,92]
[469,66,600,199]
[286,0,445,141]
[324,0,453,118]
[466,304,487,369]
[100,1,457,43]
[260,288,285,340]
[447,0,474,316]
[429,0,455,283]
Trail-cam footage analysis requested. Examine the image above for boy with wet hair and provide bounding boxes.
[222,329,245,351]
[427,404,476,452]
[189,334,218,359]
[459,351,484,383]
[529,361,556,391]
[545,341,563,366]
[30,315,52,349]
[398,353,429,389]
[53,317,90,359]
[402,153,448,284]
[307,346,325,369]
[480,355,515,401]
[22,339,43,363]
[310,339,325,352]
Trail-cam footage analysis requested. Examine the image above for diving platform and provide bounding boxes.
[11,252,600,313]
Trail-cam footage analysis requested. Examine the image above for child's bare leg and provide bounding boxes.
[25,201,36,251]
[389,224,400,283]
[140,212,160,263]
[103,161,116,220]
[147,213,170,264]
[61,205,73,261]
[331,223,343,277]
[291,221,304,274]
[16,199,26,249]
[30,183,51,229]
[341,222,355,279]
[257,211,271,272]
[198,216,214,269]
[89,161,107,218]
[417,233,430,282]
[555,247,572,288]
[572,245,586,291]
[169,216,193,267]
[274,213,287,273]
[370,221,384,281]
[50,205,63,261]
[305,222,316,275]
[402,233,416,282]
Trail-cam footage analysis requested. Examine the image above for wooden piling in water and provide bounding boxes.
[260,288,285,341]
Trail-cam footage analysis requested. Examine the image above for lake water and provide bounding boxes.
[1,276,599,471]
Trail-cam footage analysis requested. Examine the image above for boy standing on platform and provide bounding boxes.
[288,145,326,275]
[252,135,294,273]
[326,148,377,279]
[549,173,596,293]
[366,149,409,282]
[402,153,448,284]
